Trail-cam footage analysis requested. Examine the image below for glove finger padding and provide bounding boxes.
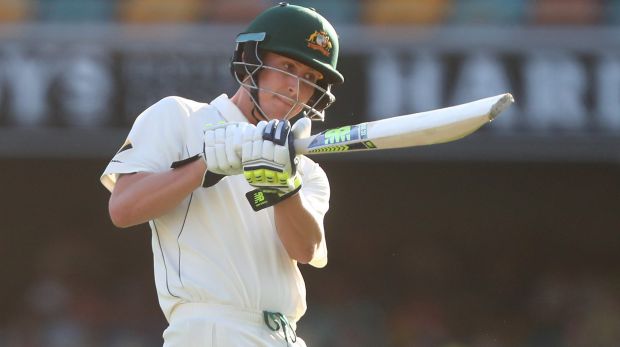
[203,122,250,176]
[243,121,267,163]
[214,128,228,170]
[265,119,295,175]
[225,124,242,170]
[203,129,221,174]
[242,119,300,189]
[270,119,290,146]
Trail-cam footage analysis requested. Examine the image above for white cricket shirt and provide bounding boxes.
[100,94,329,323]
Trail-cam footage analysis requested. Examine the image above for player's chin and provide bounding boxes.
[266,105,302,120]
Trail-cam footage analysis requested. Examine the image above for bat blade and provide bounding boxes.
[295,93,514,155]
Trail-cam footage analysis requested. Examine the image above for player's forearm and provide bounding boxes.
[109,160,206,227]
[274,192,323,264]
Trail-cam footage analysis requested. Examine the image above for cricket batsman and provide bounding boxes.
[100,3,343,346]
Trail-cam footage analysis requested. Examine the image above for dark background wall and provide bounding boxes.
[2,1,620,345]
[2,158,618,346]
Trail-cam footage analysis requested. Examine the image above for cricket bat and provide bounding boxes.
[295,93,514,155]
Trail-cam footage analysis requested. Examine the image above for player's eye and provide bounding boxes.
[303,72,319,83]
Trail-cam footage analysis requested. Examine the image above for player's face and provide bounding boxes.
[257,52,323,120]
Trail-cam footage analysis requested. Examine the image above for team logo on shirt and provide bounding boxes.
[306,30,332,57]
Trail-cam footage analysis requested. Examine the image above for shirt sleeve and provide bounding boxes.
[297,157,330,268]
[100,96,191,192]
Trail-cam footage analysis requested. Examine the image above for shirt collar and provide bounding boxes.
[210,94,249,123]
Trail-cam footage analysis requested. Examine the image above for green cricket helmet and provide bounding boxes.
[231,2,344,121]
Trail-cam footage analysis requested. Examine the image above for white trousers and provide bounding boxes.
[162,303,307,347]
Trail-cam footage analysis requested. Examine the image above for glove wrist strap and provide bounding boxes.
[170,154,225,188]
[245,185,302,211]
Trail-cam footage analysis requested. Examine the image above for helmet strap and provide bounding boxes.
[250,105,267,123]
[250,74,266,121]
[237,42,271,122]
[244,70,269,123]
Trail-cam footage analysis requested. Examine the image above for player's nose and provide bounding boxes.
[286,77,298,97]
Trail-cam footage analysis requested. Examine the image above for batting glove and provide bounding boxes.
[242,118,311,211]
[202,122,253,183]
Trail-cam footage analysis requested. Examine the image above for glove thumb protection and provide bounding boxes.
[291,117,312,140]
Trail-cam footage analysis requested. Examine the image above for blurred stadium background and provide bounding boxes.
[1,0,619,346]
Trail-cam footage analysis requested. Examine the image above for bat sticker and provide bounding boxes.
[307,123,368,149]
[306,124,376,153]
[307,140,377,153]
